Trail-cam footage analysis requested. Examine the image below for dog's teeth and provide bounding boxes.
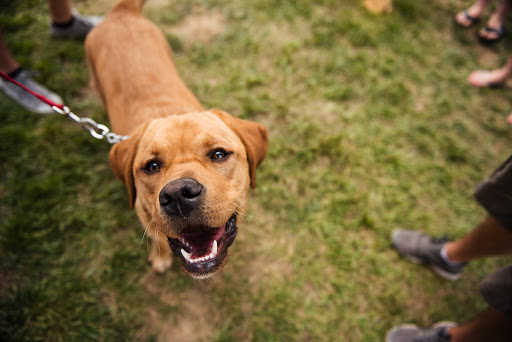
[212,240,218,255]
[181,249,191,261]
[186,252,218,264]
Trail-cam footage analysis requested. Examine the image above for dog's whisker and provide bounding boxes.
[201,277,213,286]
[156,227,161,256]
[137,224,149,251]
[221,208,246,223]
[226,201,245,212]
[226,202,249,217]
[193,277,214,288]
[224,202,253,224]
[138,217,154,251]
[217,207,239,222]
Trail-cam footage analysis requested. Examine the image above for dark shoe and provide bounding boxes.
[50,9,103,39]
[386,322,457,342]
[479,25,506,44]
[391,229,465,280]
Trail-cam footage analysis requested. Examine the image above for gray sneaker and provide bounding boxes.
[386,321,457,342]
[391,229,465,281]
[0,70,63,114]
[50,9,103,39]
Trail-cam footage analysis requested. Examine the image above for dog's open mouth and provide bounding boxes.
[167,214,238,278]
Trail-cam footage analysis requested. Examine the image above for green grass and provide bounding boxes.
[2,0,512,340]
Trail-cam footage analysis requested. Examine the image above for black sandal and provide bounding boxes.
[479,25,506,44]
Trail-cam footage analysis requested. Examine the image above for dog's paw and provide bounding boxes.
[149,253,173,273]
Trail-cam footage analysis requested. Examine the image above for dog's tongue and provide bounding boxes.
[182,224,226,250]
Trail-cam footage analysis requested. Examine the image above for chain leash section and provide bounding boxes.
[52,105,129,144]
[0,71,128,144]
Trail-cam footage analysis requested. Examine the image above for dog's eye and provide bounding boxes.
[144,160,161,174]
[210,149,230,162]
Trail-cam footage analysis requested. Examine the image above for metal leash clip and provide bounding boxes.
[52,105,129,144]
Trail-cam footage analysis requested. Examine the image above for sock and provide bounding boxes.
[7,67,23,79]
[441,245,467,267]
[52,16,75,28]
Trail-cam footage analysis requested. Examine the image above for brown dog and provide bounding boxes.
[85,0,268,278]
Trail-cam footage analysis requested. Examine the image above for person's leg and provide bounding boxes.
[386,308,512,342]
[392,154,512,280]
[448,154,512,262]
[479,0,512,42]
[387,266,512,341]
[450,265,512,341]
[47,0,103,39]
[47,0,73,24]
[468,54,512,87]
[455,0,493,28]
[448,307,512,342]
[446,216,512,263]
[0,30,62,113]
[0,31,20,74]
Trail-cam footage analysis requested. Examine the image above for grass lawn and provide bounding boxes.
[2,0,512,340]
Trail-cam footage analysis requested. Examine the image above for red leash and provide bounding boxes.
[0,70,128,144]
[0,70,65,110]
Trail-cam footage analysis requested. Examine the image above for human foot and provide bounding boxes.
[479,13,506,43]
[454,9,481,28]
[468,69,509,87]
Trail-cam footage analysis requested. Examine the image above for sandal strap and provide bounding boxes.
[463,10,479,24]
[483,25,506,35]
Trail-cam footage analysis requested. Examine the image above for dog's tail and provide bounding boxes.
[112,0,147,13]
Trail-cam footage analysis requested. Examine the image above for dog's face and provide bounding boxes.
[109,109,268,278]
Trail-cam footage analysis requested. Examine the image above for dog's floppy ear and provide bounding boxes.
[210,109,268,189]
[109,123,149,209]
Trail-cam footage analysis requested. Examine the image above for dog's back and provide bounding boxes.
[85,0,203,135]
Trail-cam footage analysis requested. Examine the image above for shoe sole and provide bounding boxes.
[0,81,55,114]
[432,321,458,329]
[385,323,419,342]
[385,322,458,342]
[403,254,461,281]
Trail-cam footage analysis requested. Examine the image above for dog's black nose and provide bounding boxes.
[159,178,204,217]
